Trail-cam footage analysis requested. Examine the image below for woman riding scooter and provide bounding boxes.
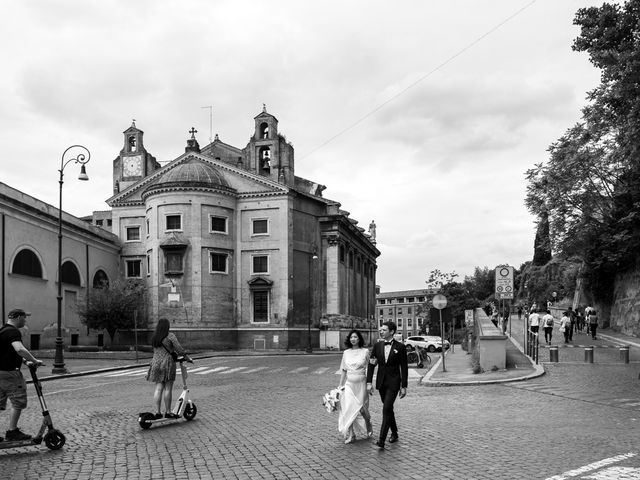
[146,318,186,419]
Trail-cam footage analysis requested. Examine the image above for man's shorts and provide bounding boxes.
[0,370,27,410]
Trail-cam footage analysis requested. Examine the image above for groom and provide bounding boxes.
[366,321,408,449]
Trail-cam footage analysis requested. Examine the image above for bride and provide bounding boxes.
[337,329,373,444]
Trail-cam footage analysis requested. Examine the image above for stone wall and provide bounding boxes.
[610,265,640,337]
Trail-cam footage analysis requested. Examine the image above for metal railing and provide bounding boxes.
[525,330,540,364]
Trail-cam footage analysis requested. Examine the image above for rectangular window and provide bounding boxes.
[379,309,383,316]
[210,216,228,233]
[252,219,268,235]
[408,318,413,328]
[388,308,393,315]
[398,318,403,328]
[418,318,423,326]
[418,296,425,302]
[166,214,182,231]
[146,252,151,277]
[398,308,403,315]
[126,259,141,278]
[379,299,386,305]
[407,307,412,314]
[126,226,140,242]
[165,252,182,274]
[107,219,113,227]
[252,255,269,274]
[407,297,414,303]
[210,253,227,273]
[253,291,269,322]
[96,219,103,226]
[146,218,150,236]
[397,298,404,303]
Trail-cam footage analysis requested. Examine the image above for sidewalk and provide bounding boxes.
[422,335,544,386]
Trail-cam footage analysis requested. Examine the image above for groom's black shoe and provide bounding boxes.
[389,433,399,443]
[375,440,385,450]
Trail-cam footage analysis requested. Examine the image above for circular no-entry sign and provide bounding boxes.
[432,294,447,309]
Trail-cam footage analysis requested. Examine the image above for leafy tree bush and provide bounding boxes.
[76,279,146,344]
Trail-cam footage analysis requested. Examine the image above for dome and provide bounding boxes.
[143,158,234,198]
[159,158,230,188]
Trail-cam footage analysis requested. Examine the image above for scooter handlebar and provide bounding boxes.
[176,355,193,364]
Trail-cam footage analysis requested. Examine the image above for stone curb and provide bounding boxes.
[420,336,545,386]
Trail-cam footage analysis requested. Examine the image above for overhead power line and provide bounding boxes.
[299,0,537,160]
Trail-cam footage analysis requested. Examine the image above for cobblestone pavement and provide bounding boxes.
[2,353,640,479]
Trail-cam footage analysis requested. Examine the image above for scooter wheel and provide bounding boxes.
[44,429,66,450]
[183,403,197,421]
[417,363,424,369]
[138,413,154,430]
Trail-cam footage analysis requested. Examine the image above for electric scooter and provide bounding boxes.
[138,355,197,429]
[0,362,66,451]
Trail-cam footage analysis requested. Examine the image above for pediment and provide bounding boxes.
[107,152,289,207]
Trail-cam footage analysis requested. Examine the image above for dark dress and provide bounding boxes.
[146,333,185,383]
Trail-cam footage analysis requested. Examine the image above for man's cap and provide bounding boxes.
[8,308,31,319]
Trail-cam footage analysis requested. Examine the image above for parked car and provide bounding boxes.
[404,335,450,352]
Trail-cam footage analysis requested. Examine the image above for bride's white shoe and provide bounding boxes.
[344,434,356,444]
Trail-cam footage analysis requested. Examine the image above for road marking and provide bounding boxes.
[312,367,330,374]
[186,366,210,373]
[219,367,249,374]
[582,467,640,479]
[242,367,270,374]
[100,368,148,377]
[544,452,636,480]
[195,367,230,374]
[290,367,310,373]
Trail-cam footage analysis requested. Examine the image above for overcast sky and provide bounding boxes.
[0,1,606,292]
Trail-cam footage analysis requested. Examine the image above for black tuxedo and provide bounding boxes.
[366,339,408,444]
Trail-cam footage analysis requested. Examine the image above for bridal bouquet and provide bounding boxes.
[322,388,342,413]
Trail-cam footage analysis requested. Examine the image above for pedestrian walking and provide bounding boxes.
[542,310,554,345]
[584,306,593,336]
[517,305,523,321]
[560,312,571,344]
[568,309,576,341]
[502,309,509,334]
[366,321,408,450]
[145,318,186,419]
[337,329,373,444]
[576,310,584,332]
[529,309,541,335]
[588,310,599,340]
[0,308,44,442]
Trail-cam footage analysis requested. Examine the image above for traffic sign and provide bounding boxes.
[432,294,447,309]
[495,265,514,299]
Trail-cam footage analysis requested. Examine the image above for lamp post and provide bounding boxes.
[53,145,90,375]
[306,247,318,353]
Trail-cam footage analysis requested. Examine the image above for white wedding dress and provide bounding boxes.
[338,348,371,440]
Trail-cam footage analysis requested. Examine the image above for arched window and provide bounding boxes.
[260,122,269,139]
[92,270,109,288]
[12,249,43,278]
[61,261,81,286]
[259,146,271,172]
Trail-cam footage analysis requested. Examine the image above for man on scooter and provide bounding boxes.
[0,308,43,442]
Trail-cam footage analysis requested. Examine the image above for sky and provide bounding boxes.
[0,0,608,292]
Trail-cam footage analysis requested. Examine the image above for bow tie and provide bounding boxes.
[384,341,393,345]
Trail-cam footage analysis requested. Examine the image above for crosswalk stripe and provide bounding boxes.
[196,367,229,374]
[242,367,270,374]
[186,366,210,373]
[313,367,330,374]
[102,368,148,377]
[219,367,249,374]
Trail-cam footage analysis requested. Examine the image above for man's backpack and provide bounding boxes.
[546,317,554,327]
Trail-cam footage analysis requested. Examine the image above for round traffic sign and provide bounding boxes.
[432,294,447,309]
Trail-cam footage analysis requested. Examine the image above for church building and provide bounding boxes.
[90,106,380,349]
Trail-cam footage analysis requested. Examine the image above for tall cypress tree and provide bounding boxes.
[532,211,552,266]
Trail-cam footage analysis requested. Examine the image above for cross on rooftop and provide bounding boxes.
[189,127,197,138]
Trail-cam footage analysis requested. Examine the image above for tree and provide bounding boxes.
[532,210,552,266]
[525,0,640,301]
[77,279,146,344]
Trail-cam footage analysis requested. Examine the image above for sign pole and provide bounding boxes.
[432,294,448,372]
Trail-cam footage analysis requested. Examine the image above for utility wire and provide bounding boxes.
[299,0,537,160]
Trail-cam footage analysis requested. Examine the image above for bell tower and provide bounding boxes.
[113,120,159,193]
[246,105,294,185]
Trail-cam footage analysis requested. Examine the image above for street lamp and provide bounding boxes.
[306,246,318,353]
[53,145,90,375]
